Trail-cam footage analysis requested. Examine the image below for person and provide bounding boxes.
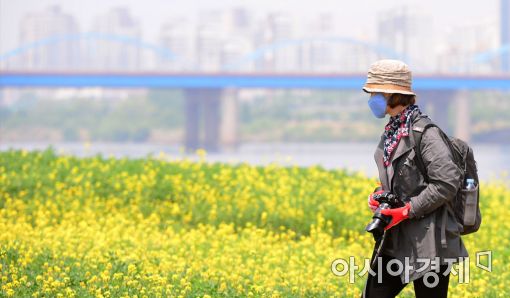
[360,59,468,298]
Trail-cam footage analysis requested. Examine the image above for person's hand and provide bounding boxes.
[367,190,383,212]
[380,202,411,230]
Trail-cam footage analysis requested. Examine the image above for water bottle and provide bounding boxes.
[464,178,478,225]
[465,178,476,190]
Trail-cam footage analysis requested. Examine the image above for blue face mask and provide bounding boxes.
[368,93,387,118]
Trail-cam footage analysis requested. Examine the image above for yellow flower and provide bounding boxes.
[128,264,137,275]
[1,150,509,297]
[218,282,227,292]
[195,148,207,161]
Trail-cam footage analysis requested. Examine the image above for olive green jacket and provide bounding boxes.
[373,110,469,283]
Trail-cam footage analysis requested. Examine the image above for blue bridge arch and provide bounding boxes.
[0,32,178,63]
[474,44,510,64]
[1,33,508,73]
[1,34,404,70]
[222,37,405,70]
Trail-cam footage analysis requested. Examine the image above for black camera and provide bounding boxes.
[365,191,404,240]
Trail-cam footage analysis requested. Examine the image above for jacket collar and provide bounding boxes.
[374,109,424,191]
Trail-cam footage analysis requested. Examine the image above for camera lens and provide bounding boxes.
[365,203,392,239]
[366,217,384,234]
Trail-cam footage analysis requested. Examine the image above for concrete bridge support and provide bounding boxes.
[454,90,471,142]
[184,88,222,153]
[220,88,240,152]
[418,90,471,141]
[417,90,453,135]
[184,89,201,152]
[184,88,239,153]
[203,89,222,152]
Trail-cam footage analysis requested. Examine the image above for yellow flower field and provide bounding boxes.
[0,149,508,297]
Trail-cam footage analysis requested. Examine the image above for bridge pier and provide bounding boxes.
[220,88,239,152]
[184,89,201,152]
[183,88,240,153]
[454,90,471,142]
[418,90,471,141]
[203,89,222,152]
[418,90,453,135]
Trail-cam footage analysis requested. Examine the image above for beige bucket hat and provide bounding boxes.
[362,59,416,95]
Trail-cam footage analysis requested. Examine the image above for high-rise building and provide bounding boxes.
[254,12,297,72]
[502,0,510,72]
[221,8,255,71]
[300,14,335,72]
[221,37,254,72]
[192,10,227,71]
[436,20,498,73]
[196,22,224,71]
[231,7,252,32]
[377,7,433,72]
[193,9,255,72]
[159,18,195,71]
[19,5,79,70]
[91,7,141,70]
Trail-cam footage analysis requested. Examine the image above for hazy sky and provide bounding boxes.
[0,0,499,53]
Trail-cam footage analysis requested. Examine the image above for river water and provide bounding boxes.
[1,142,508,182]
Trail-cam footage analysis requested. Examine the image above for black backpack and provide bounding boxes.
[412,117,482,235]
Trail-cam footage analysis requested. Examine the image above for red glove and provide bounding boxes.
[367,190,383,212]
[380,202,411,230]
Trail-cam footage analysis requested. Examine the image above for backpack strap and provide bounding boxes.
[412,118,454,249]
[412,119,460,182]
[412,119,437,184]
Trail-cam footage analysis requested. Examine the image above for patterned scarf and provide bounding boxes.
[383,104,421,167]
